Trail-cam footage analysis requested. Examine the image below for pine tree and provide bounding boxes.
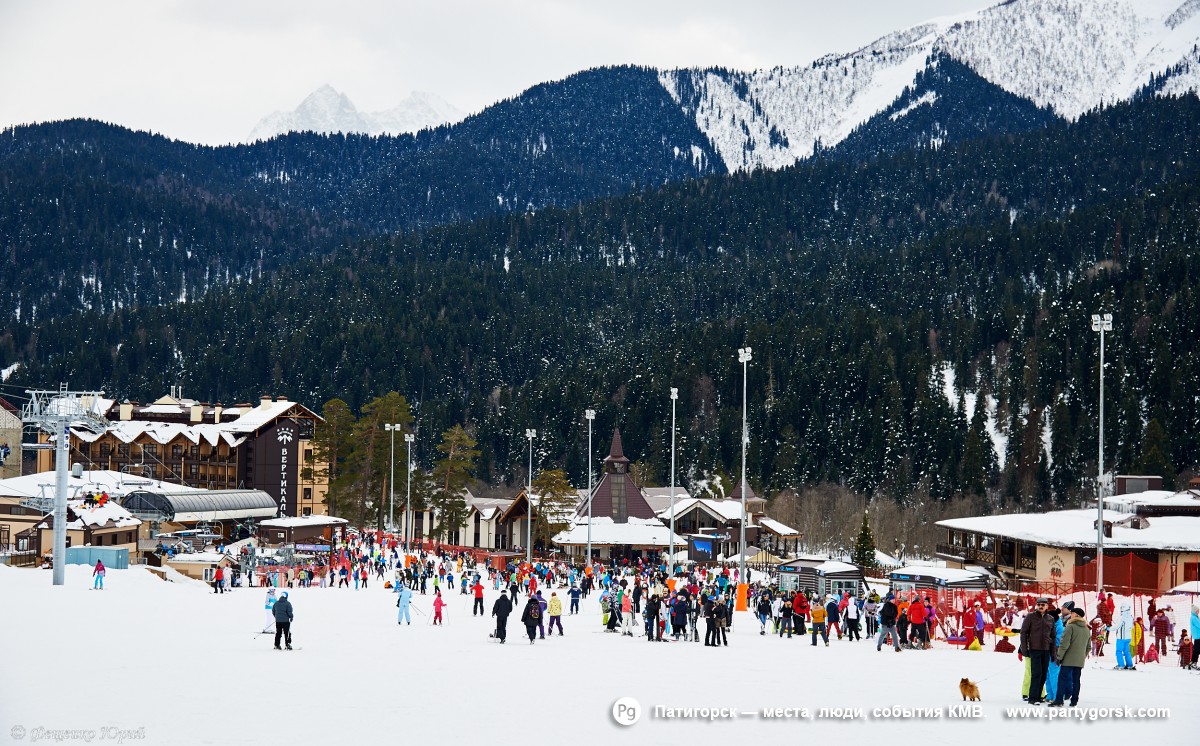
[960,398,990,498]
[851,510,879,569]
[531,469,577,549]
[308,398,355,516]
[1136,418,1175,488]
[430,424,479,542]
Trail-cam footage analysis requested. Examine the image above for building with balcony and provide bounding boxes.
[935,487,1200,595]
[36,392,327,518]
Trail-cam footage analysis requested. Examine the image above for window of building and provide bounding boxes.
[303,488,312,502]
[117,443,130,457]
[302,507,312,517]
[1021,543,1037,560]
[189,464,199,478]
[171,445,184,458]
[143,444,157,456]
[190,446,200,459]
[611,478,627,522]
[305,448,313,461]
[99,443,111,458]
[203,568,216,582]
[979,536,993,551]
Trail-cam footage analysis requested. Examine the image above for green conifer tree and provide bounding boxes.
[851,510,879,569]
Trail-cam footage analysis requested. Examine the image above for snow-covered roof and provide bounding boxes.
[890,564,989,586]
[758,517,799,536]
[1104,490,1200,511]
[63,396,314,447]
[165,551,233,565]
[72,420,247,448]
[1168,581,1200,595]
[35,499,141,531]
[503,489,577,524]
[816,560,860,575]
[553,516,686,548]
[260,515,348,528]
[657,496,746,522]
[938,508,1200,552]
[0,470,202,502]
[780,558,861,575]
[642,487,692,514]
[465,493,513,522]
[222,399,304,434]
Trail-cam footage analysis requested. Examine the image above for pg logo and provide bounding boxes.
[276,427,294,444]
[611,697,641,726]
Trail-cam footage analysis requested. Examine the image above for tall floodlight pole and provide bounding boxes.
[737,347,752,580]
[22,386,109,586]
[585,409,595,569]
[404,433,414,550]
[669,388,678,576]
[384,424,400,532]
[526,429,537,564]
[1091,313,1112,595]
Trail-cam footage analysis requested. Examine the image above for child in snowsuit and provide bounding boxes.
[432,589,446,625]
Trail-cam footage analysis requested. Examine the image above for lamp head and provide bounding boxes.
[585,409,595,420]
[670,388,678,400]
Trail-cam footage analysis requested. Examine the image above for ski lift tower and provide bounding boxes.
[22,385,110,586]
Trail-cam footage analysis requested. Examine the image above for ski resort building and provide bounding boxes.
[551,429,685,561]
[22,499,142,559]
[35,392,328,518]
[935,486,1200,595]
[656,487,800,560]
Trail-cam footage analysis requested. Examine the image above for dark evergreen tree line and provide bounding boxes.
[3,95,1199,507]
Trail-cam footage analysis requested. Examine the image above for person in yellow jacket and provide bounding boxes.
[810,597,830,646]
[547,592,564,636]
[1131,617,1145,663]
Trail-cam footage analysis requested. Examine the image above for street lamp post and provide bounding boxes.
[526,428,537,565]
[585,409,595,569]
[384,423,401,532]
[669,388,678,575]
[737,346,752,581]
[404,433,414,551]
[1091,313,1112,595]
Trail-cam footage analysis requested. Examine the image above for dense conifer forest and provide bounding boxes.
[3,92,1198,537]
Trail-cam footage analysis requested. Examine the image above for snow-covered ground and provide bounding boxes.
[1,564,1195,744]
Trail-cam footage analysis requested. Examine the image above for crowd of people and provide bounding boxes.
[209,530,1200,684]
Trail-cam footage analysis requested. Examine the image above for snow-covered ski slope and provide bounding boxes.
[2,564,1195,745]
[662,0,1200,171]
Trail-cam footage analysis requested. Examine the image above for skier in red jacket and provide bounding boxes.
[472,579,485,615]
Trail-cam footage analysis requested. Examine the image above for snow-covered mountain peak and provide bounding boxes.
[663,0,1200,172]
[247,86,463,142]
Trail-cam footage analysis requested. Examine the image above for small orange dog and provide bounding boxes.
[959,678,981,701]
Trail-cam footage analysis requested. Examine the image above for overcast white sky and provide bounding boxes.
[0,0,998,145]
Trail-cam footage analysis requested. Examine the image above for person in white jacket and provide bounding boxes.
[844,594,862,641]
[1114,602,1135,670]
[262,588,278,634]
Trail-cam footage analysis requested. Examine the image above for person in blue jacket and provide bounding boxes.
[396,583,414,625]
[568,584,582,614]
[1046,601,1072,701]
